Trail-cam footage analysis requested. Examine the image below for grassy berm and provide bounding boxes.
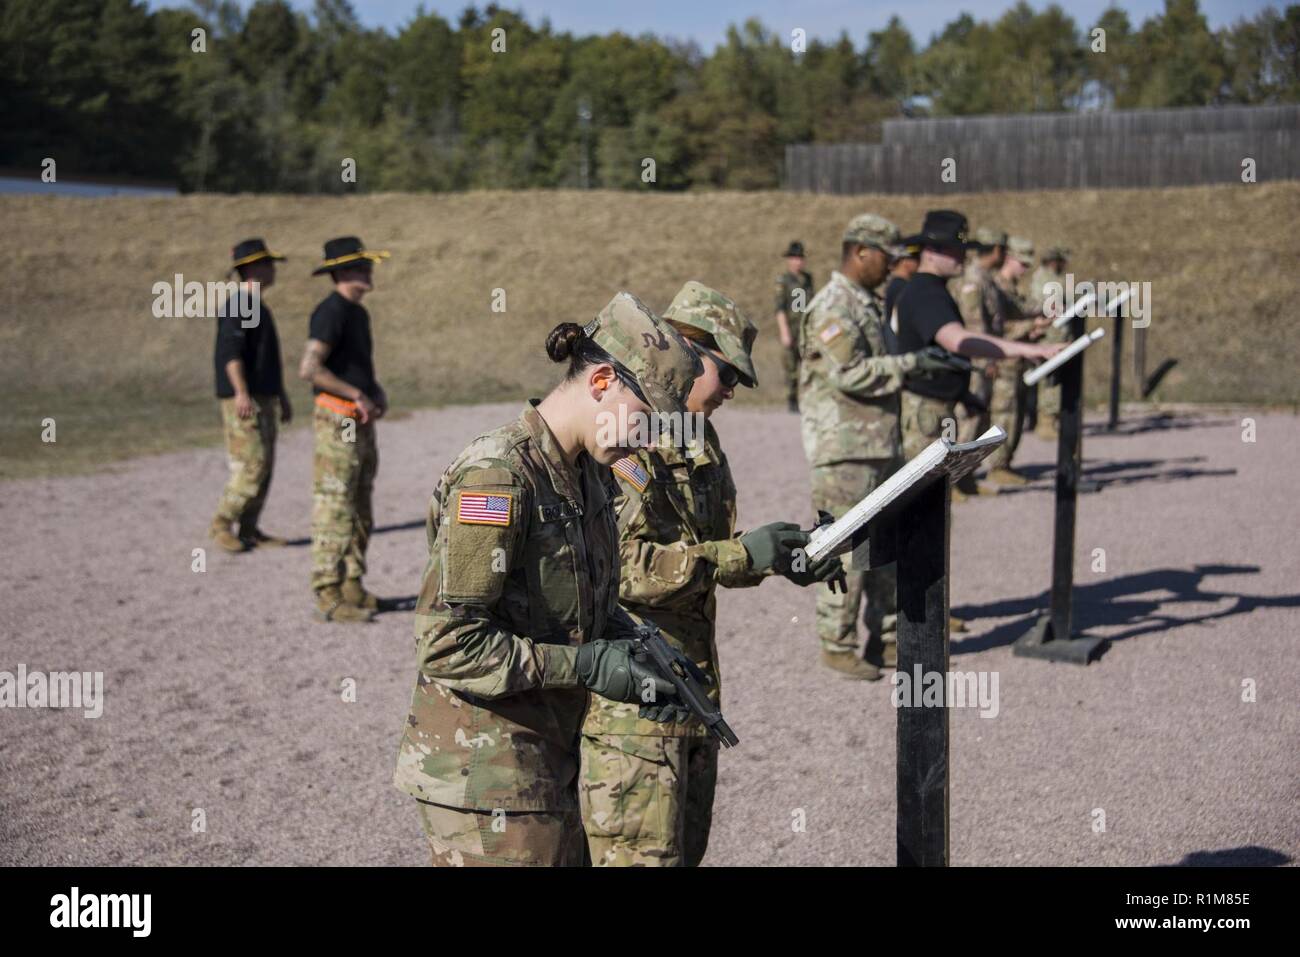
[2,183,1296,479]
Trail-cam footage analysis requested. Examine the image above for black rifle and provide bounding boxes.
[631,621,739,748]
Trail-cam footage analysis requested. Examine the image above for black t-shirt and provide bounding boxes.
[894,272,969,401]
[308,291,378,400]
[213,291,283,398]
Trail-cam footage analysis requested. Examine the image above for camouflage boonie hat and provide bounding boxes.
[662,281,759,388]
[1008,236,1035,267]
[583,292,703,420]
[972,226,1008,248]
[1044,244,1070,262]
[843,214,902,256]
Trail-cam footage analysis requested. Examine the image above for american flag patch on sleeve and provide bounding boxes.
[611,456,650,492]
[457,492,512,526]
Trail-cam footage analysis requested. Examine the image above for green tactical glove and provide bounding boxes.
[575,639,678,706]
[637,642,711,725]
[910,348,955,375]
[739,522,811,574]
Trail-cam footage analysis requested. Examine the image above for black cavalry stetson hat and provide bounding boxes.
[311,236,391,276]
[229,238,285,275]
[783,240,806,258]
[914,210,978,249]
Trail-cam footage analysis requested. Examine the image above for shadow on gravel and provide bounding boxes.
[1175,846,1291,866]
[1082,412,1239,437]
[281,518,427,548]
[951,563,1300,655]
[992,455,1236,493]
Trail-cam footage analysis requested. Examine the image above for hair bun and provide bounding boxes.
[546,322,585,362]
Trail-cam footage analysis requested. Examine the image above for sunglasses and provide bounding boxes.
[694,344,740,388]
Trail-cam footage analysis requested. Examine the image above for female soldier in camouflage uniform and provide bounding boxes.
[580,281,844,867]
[393,292,704,866]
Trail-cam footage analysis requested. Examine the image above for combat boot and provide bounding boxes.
[950,615,968,633]
[342,578,380,612]
[313,586,374,624]
[820,649,882,681]
[242,528,287,548]
[209,518,247,553]
[988,467,1029,486]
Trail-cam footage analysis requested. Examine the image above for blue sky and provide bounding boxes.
[188,0,1279,47]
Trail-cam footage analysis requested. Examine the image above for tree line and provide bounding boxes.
[3,0,1297,192]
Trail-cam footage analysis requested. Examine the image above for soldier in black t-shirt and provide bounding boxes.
[209,239,292,553]
[892,211,1061,461]
[298,237,392,623]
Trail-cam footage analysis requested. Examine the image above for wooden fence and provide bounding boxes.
[785,105,1300,193]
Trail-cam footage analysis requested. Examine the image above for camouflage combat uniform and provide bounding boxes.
[988,269,1040,470]
[579,281,762,867]
[215,396,278,532]
[310,404,377,590]
[581,421,765,866]
[799,220,917,656]
[775,269,814,405]
[393,402,623,866]
[394,293,702,867]
[950,262,1001,444]
[1028,259,1068,432]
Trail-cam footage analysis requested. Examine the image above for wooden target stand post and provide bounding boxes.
[1014,311,1109,664]
[806,426,1008,867]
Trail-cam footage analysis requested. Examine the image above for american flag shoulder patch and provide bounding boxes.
[819,322,843,343]
[457,491,513,526]
[611,456,650,492]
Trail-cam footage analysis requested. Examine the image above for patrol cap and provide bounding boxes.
[662,281,759,388]
[1043,244,1070,262]
[972,226,1008,248]
[1008,236,1035,267]
[582,292,703,420]
[843,214,902,256]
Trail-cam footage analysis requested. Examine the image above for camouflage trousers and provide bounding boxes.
[956,367,993,445]
[781,342,800,404]
[579,733,719,867]
[986,367,1024,470]
[1038,323,1068,425]
[901,391,956,461]
[310,406,377,592]
[810,459,899,651]
[214,395,277,532]
[417,800,585,867]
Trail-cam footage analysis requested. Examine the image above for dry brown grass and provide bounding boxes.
[2,183,1297,478]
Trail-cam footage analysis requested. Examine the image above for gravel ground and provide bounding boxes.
[1,403,1295,866]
